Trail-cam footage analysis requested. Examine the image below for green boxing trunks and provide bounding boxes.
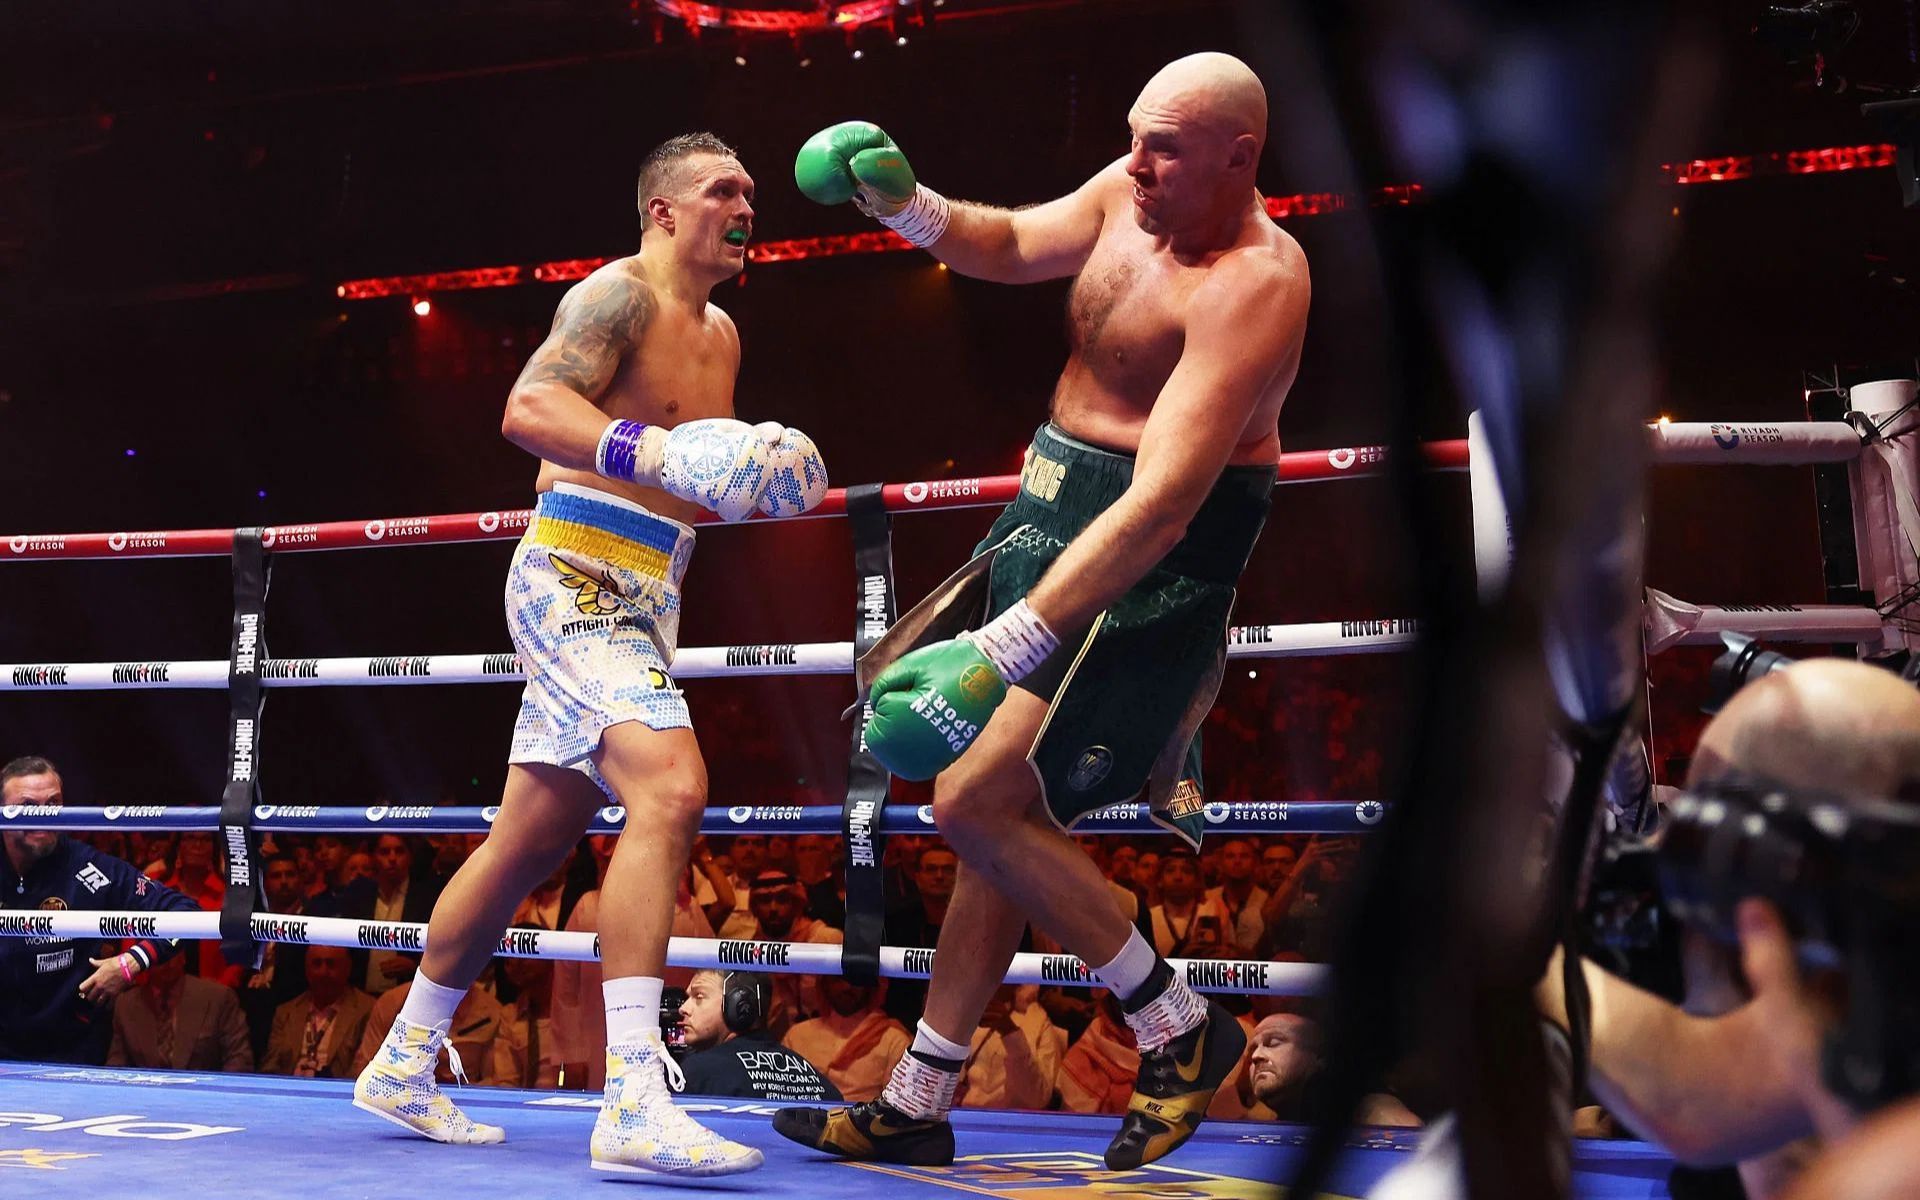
[860,423,1274,847]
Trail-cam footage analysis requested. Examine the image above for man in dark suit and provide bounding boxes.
[239,852,335,1060]
[107,951,253,1072]
[332,834,439,995]
[263,944,374,1079]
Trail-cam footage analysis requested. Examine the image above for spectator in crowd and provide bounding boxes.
[263,944,374,1078]
[885,845,960,1026]
[552,845,717,1090]
[1107,844,1140,889]
[0,756,203,1065]
[1205,838,1268,954]
[745,870,842,1036]
[716,835,770,939]
[792,835,843,929]
[882,832,931,911]
[310,834,351,897]
[239,852,332,1059]
[164,831,241,988]
[1132,850,1163,908]
[1260,841,1298,894]
[353,975,519,1087]
[678,969,841,1101]
[1039,984,1098,1045]
[784,975,911,1103]
[956,986,1065,1111]
[1199,842,1224,890]
[1147,848,1236,958]
[336,834,438,995]
[1257,837,1341,958]
[493,853,572,1087]
[340,849,375,889]
[1057,991,1140,1115]
[107,950,253,1072]
[689,835,737,933]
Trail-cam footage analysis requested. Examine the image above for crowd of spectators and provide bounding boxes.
[23,791,1408,1124]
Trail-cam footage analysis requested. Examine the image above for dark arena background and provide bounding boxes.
[4,1,1920,1197]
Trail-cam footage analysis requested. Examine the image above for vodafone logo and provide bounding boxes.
[903,482,929,504]
[478,512,500,533]
[109,532,128,551]
[364,520,386,542]
[728,805,753,824]
[1328,448,1357,471]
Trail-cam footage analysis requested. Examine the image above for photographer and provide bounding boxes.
[1538,658,1920,1198]
[677,969,841,1102]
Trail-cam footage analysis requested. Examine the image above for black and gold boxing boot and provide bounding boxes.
[1106,964,1247,1170]
[772,1048,959,1166]
[771,1096,956,1166]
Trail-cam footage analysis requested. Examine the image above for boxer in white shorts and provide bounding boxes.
[351,132,827,1176]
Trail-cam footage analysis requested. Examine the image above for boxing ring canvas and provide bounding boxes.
[0,1063,1676,1198]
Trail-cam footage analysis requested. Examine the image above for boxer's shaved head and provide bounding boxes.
[1134,52,1267,156]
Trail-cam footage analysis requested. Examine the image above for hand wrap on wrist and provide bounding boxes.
[595,419,649,482]
[962,599,1060,684]
[875,185,953,249]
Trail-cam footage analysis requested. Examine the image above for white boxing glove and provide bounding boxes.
[757,426,830,518]
[596,417,773,522]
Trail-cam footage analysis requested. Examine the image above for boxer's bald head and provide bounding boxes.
[1689,658,1920,800]
[1126,53,1268,238]
[1136,53,1268,151]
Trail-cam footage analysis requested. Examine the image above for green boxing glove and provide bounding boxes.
[862,599,1060,780]
[794,120,952,248]
[864,640,1008,781]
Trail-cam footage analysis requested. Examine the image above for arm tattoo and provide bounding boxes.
[513,272,654,402]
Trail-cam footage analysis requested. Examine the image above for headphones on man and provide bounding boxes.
[720,970,770,1035]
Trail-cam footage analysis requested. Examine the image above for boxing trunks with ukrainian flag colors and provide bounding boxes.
[506,482,696,796]
[858,424,1275,848]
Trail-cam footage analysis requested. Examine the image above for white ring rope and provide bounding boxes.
[0,601,1888,692]
[0,909,1323,997]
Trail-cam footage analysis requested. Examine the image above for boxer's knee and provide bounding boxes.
[933,750,1038,855]
[620,769,707,835]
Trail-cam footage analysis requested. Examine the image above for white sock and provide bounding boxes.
[909,1019,971,1065]
[397,972,464,1032]
[1091,927,1158,1001]
[604,975,664,1045]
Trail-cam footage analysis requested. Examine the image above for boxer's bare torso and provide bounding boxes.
[1049,166,1304,467]
[524,257,742,526]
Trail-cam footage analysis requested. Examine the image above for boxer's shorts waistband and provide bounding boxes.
[528,482,694,586]
[1015,423,1276,586]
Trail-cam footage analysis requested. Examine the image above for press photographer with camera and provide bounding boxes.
[1538,657,1920,1198]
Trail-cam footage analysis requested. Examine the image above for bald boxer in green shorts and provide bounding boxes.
[774,52,1309,1170]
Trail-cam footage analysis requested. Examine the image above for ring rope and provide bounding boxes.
[0,909,1324,996]
[0,800,1382,837]
[0,599,1886,694]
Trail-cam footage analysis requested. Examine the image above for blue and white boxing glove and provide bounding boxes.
[757,425,830,518]
[595,417,774,523]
